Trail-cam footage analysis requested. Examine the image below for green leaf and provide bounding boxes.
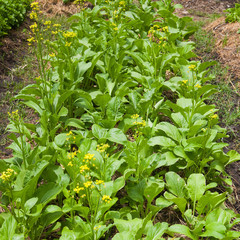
[107,128,127,145]
[187,174,206,202]
[200,222,226,239]
[114,218,143,234]
[146,222,168,240]
[148,136,176,147]
[226,150,240,165]
[144,178,165,203]
[92,124,108,140]
[165,172,185,198]
[55,133,67,147]
[155,122,181,142]
[168,224,196,240]
[112,232,135,240]
[24,197,38,213]
[0,214,17,239]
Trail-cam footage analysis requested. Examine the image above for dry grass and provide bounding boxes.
[205,17,240,79]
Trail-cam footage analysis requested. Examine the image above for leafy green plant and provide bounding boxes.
[0,0,31,37]
[0,0,240,239]
[225,3,240,23]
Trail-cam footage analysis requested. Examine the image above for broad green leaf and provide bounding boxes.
[165,172,185,198]
[114,218,143,234]
[187,174,206,202]
[148,136,176,147]
[144,178,165,203]
[55,133,67,147]
[200,222,226,239]
[0,214,17,240]
[112,232,135,240]
[92,124,108,140]
[107,128,127,145]
[146,222,168,240]
[155,122,181,142]
[24,197,38,213]
[168,224,196,240]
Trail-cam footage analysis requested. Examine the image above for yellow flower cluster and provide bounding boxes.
[0,169,16,182]
[30,22,38,32]
[31,2,40,11]
[97,143,110,153]
[210,114,218,120]
[49,52,55,57]
[73,185,84,193]
[84,181,95,189]
[63,31,77,38]
[74,0,86,5]
[83,153,95,163]
[96,180,104,185]
[30,12,38,20]
[162,26,169,32]
[44,20,51,25]
[195,84,202,89]
[27,37,36,46]
[30,2,40,21]
[67,148,80,166]
[80,164,90,173]
[131,114,139,119]
[66,131,76,142]
[8,110,19,120]
[94,225,101,231]
[102,195,112,203]
[65,42,72,47]
[188,64,196,71]
[133,118,146,127]
[111,22,118,31]
[113,10,119,19]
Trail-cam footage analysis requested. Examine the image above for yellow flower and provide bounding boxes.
[97,143,110,153]
[8,110,19,120]
[188,64,196,71]
[80,165,90,173]
[53,24,61,28]
[30,12,38,20]
[182,80,188,84]
[31,2,39,9]
[195,84,202,89]
[65,42,72,47]
[73,185,84,194]
[84,181,93,188]
[113,27,118,31]
[68,161,73,167]
[102,195,112,203]
[66,131,73,136]
[133,117,146,127]
[162,26,168,32]
[96,180,104,185]
[131,114,139,119]
[49,52,55,57]
[84,153,95,161]
[0,169,16,182]
[210,114,218,120]
[94,225,101,231]
[63,31,77,38]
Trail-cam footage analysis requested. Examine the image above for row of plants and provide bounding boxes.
[1,0,240,239]
[0,0,31,38]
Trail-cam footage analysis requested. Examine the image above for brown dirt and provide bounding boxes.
[174,0,236,20]
[205,17,240,80]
